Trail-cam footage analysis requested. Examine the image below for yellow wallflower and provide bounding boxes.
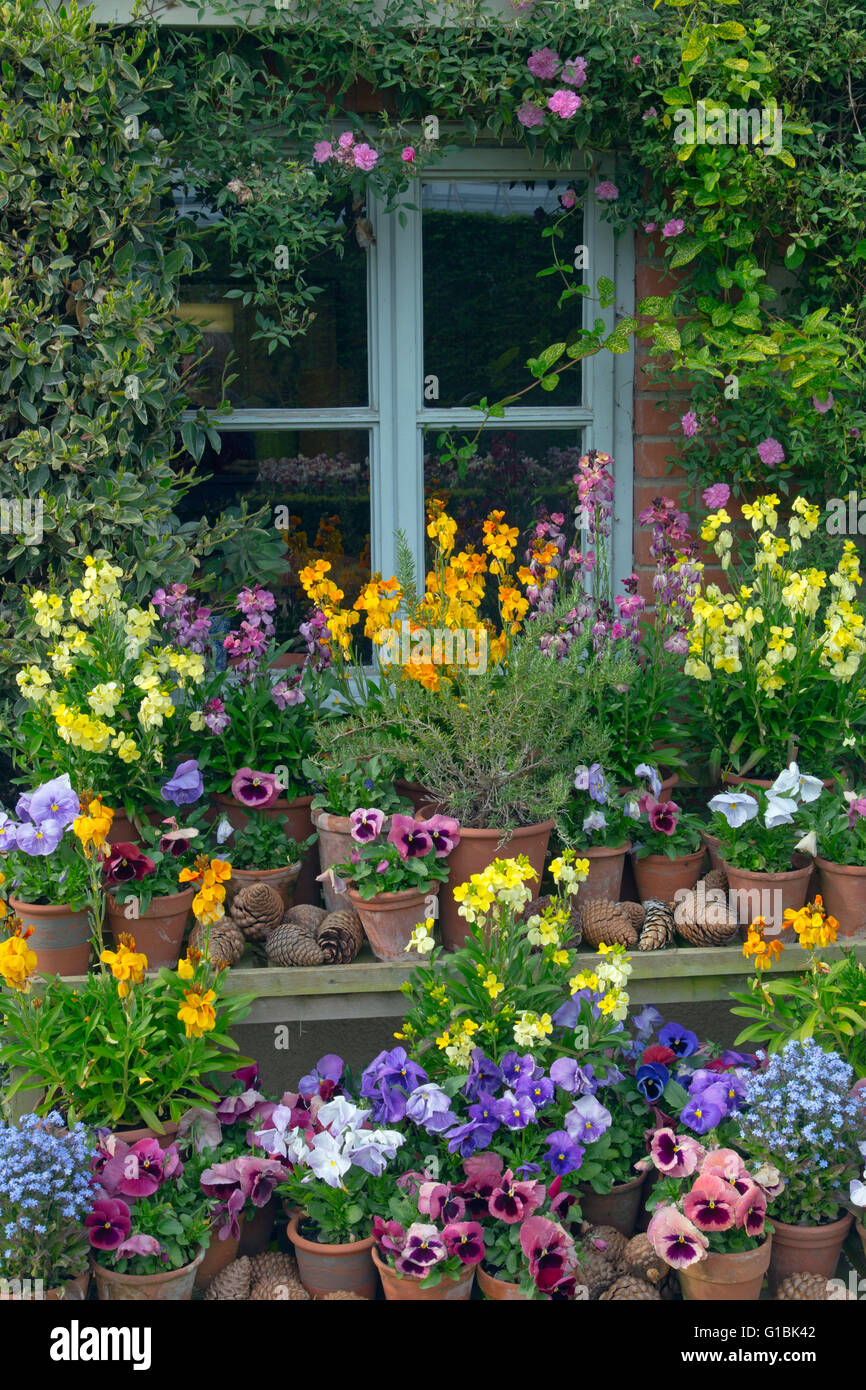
[178,988,217,1039]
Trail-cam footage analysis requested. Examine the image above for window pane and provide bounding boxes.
[177,191,368,409]
[179,429,372,649]
[423,426,585,563]
[422,181,583,409]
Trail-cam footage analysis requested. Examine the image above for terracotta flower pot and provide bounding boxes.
[347,885,436,961]
[224,861,301,913]
[679,1237,772,1301]
[767,1212,853,1293]
[477,1265,529,1300]
[574,843,631,901]
[699,830,723,874]
[8,896,91,977]
[213,792,320,906]
[45,1271,90,1301]
[112,1121,179,1147]
[286,1212,377,1299]
[722,861,813,936]
[370,1244,475,1301]
[856,1219,866,1262]
[93,1247,205,1300]
[437,819,555,951]
[105,886,195,969]
[238,1196,278,1256]
[312,809,392,912]
[396,779,433,814]
[631,849,704,904]
[816,857,866,938]
[578,1172,646,1237]
[195,1225,240,1289]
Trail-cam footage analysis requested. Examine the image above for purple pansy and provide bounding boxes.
[28,775,79,828]
[16,818,64,855]
[565,1094,611,1143]
[658,1023,698,1058]
[160,759,204,806]
[544,1130,585,1176]
[349,808,385,843]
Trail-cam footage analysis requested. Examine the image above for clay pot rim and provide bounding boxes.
[106,885,196,911]
[771,1210,853,1235]
[724,772,835,791]
[347,885,438,907]
[442,818,555,839]
[286,1211,374,1257]
[227,861,302,879]
[8,895,90,916]
[477,1263,520,1289]
[91,1245,204,1286]
[576,841,631,858]
[583,1171,646,1196]
[721,860,813,883]
[111,1120,179,1141]
[370,1242,470,1286]
[815,856,866,875]
[312,808,393,833]
[682,1235,772,1279]
[214,792,314,810]
[631,847,705,865]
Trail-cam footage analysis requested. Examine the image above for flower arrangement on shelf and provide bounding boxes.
[0,904,254,1130]
[685,491,866,779]
[333,810,457,900]
[216,811,310,874]
[2,556,206,820]
[1,774,93,910]
[646,1140,779,1269]
[372,1173,486,1291]
[707,764,823,872]
[560,762,639,850]
[0,1112,96,1296]
[87,1132,211,1278]
[733,1039,866,1227]
[734,898,866,1077]
[629,764,703,863]
[305,753,409,819]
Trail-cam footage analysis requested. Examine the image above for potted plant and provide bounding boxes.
[684,492,866,781]
[301,499,631,950]
[0,1110,96,1301]
[0,887,254,1134]
[559,763,638,901]
[304,754,410,910]
[215,807,311,912]
[2,556,207,842]
[708,767,821,932]
[734,1038,865,1292]
[87,1132,211,1300]
[333,810,457,959]
[1,775,98,975]
[733,902,866,1078]
[811,787,866,936]
[258,1085,405,1299]
[849,1152,866,1262]
[465,1156,580,1300]
[646,1137,778,1300]
[371,1175,485,1301]
[629,764,705,902]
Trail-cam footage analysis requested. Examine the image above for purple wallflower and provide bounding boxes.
[160,759,204,806]
[544,1131,585,1176]
[658,1023,698,1058]
[28,775,79,828]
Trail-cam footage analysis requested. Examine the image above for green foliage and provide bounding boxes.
[221,811,310,872]
[732,946,866,1077]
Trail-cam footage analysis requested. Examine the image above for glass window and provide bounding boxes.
[422,180,583,409]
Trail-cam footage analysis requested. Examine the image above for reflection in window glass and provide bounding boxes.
[422,181,583,409]
[179,430,372,648]
[423,427,585,566]
[176,190,368,410]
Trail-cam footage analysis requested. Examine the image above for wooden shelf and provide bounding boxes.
[219,941,866,1023]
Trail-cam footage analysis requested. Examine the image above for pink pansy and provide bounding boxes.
[595,181,619,201]
[735,1183,767,1237]
[683,1174,737,1232]
[650,1127,706,1177]
[349,807,386,843]
[548,90,581,119]
[442,1221,485,1265]
[230,767,281,810]
[662,219,685,238]
[647,1207,708,1269]
[757,436,785,465]
[700,1148,746,1184]
[114,1234,164,1263]
[416,814,460,858]
[313,141,333,163]
[526,47,560,79]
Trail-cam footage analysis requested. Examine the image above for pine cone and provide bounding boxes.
[248,1251,299,1286]
[582,1224,628,1271]
[624,1233,669,1286]
[618,901,645,929]
[317,909,363,964]
[250,1275,311,1300]
[189,917,245,967]
[574,1245,619,1299]
[775,1272,854,1300]
[639,901,675,951]
[578,899,638,949]
[674,886,738,946]
[600,1274,661,1300]
[319,1290,368,1300]
[266,923,325,966]
[284,904,328,932]
[703,867,728,892]
[230,882,285,941]
[204,1256,251,1301]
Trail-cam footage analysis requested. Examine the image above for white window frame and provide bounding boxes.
[204,141,635,592]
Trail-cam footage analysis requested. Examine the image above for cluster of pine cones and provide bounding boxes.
[205,1251,366,1301]
[576,1226,679,1300]
[577,866,739,951]
[188,883,364,968]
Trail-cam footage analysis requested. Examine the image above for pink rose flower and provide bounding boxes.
[644,221,656,233]
[517,101,545,128]
[662,219,685,237]
[681,410,698,437]
[353,143,378,171]
[812,392,834,413]
[561,57,587,87]
[595,181,619,201]
[702,483,731,509]
[757,437,785,465]
[548,89,581,118]
[338,131,355,149]
[401,146,416,163]
[312,141,333,164]
[560,189,577,209]
[527,47,560,79]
